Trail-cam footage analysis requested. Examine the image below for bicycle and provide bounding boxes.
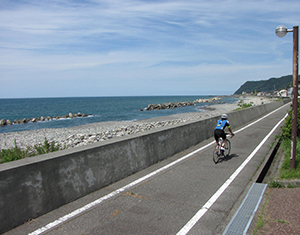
[213,134,232,164]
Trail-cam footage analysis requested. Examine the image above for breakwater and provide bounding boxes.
[0,112,90,126]
[144,97,222,110]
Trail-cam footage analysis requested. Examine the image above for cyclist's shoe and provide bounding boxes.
[220,147,225,155]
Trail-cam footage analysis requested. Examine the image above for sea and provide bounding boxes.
[0,96,238,134]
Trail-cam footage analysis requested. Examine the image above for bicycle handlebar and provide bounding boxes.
[225,133,235,138]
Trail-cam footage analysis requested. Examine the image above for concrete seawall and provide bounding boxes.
[0,99,290,233]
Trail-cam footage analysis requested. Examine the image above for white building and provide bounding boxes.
[277,89,288,97]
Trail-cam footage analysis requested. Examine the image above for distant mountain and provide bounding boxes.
[234,75,297,95]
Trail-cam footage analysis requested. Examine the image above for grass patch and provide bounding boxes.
[253,196,269,235]
[0,138,61,164]
[277,219,289,224]
[0,140,33,163]
[268,180,285,188]
[255,215,264,233]
[34,138,61,155]
[279,138,300,179]
[234,100,254,111]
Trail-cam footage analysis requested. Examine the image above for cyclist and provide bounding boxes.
[214,114,234,153]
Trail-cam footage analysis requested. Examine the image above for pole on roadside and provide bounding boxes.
[275,25,298,169]
[291,26,298,169]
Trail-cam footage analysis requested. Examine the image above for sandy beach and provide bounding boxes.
[0,96,277,151]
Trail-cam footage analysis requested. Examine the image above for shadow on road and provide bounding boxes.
[217,153,239,164]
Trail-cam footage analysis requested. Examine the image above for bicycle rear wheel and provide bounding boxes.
[223,139,231,157]
[213,147,220,164]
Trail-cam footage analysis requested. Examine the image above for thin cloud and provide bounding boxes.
[0,0,299,98]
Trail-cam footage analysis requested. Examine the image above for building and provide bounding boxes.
[277,89,288,97]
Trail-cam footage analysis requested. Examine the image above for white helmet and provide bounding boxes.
[221,114,228,120]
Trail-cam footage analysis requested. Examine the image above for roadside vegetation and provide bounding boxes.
[253,197,268,234]
[0,138,61,164]
[265,100,300,186]
[234,100,254,111]
[277,101,300,180]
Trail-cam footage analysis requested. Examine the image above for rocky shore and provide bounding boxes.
[0,96,276,152]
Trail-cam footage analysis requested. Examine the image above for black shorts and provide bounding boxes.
[214,129,226,141]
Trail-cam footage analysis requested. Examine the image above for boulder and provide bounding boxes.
[6,120,12,125]
[0,119,6,126]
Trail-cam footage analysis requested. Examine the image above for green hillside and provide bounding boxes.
[234,75,296,95]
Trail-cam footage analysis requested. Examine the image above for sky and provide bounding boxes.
[0,0,299,98]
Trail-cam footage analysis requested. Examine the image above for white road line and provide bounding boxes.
[234,103,290,134]
[176,113,288,235]
[28,103,290,235]
[29,143,214,235]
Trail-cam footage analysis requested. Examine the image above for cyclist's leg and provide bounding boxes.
[214,129,220,152]
[220,130,226,148]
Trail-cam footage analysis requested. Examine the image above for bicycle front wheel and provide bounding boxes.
[224,139,231,157]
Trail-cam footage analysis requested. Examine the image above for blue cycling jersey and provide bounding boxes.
[215,119,230,130]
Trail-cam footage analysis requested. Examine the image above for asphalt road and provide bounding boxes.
[5,103,291,235]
